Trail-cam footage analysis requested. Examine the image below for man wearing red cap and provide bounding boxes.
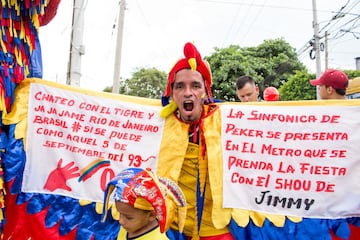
[158,42,234,240]
[309,69,349,99]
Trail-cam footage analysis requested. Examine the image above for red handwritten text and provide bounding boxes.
[225,124,263,137]
[228,156,273,171]
[108,131,142,142]
[114,108,145,118]
[122,120,159,132]
[33,115,68,128]
[34,91,75,106]
[79,102,111,114]
[261,144,327,158]
[247,110,318,123]
[43,140,105,158]
[283,132,348,142]
[299,163,346,175]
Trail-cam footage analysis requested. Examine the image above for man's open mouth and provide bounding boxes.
[183,100,194,111]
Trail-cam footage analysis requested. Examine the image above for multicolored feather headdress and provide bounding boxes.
[102,167,186,233]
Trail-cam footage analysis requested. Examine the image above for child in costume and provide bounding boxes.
[102,167,186,240]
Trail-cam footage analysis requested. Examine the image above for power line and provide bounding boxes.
[297,0,360,62]
[193,0,313,11]
[322,0,360,37]
[232,0,268,46]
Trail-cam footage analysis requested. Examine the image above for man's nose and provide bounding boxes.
[184,86,193,96]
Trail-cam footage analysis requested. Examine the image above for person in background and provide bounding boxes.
[263,86,279,101]
[235,75,260,102]
[102,167,186,240]
[159,42,234,240]
[309,69,349,100]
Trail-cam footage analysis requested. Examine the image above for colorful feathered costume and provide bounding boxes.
[0,0,50,234]
[0,1,113,239]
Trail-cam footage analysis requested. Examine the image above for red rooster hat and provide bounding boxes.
[165,42,213,98]
[161,42,213,115]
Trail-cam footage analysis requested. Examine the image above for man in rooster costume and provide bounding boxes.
[158,42,231,239]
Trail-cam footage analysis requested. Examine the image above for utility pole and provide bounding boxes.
[112,0,126,94]
[312,0,322,99]
[67,0,86,87]
[324,31,329,70]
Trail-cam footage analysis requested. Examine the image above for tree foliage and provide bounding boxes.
[102,40,359,101]
[344,70,360,79]
[205,38,306,101]
[117,68,167,99]
[278,69,360,101]
[279,70,316,100]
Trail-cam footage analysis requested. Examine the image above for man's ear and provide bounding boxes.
[326,86,334,94]
[255,86,260,96]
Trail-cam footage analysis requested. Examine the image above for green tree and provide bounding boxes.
[279,70,316,100]
[103,86,112,92]
[205,45,251,101]
[279,69,360,101]
[344,70,360,79]
[206,38,306,101]
[104,68,167,99]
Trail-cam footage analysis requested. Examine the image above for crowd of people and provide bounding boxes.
[235,68,349,102]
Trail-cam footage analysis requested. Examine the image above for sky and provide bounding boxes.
[40,0,360,92]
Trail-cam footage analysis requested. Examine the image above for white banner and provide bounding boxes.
[23,83,165,202]
[221,104,360,218]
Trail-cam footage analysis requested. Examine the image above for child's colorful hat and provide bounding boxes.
[102,167,186,233]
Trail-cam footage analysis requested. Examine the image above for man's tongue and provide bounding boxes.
[184,101,194,111]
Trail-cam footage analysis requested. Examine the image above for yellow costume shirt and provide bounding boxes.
[158,105,232,238]
[117,226,169,240]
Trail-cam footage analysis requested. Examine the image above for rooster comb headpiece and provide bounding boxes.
[161,42,213,116]
[165,42,212,96]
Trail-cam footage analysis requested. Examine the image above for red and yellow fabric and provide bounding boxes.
[0,0,53,235]
[117,226,169,240]
[0,0,48,111]
[158,104,233,239]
